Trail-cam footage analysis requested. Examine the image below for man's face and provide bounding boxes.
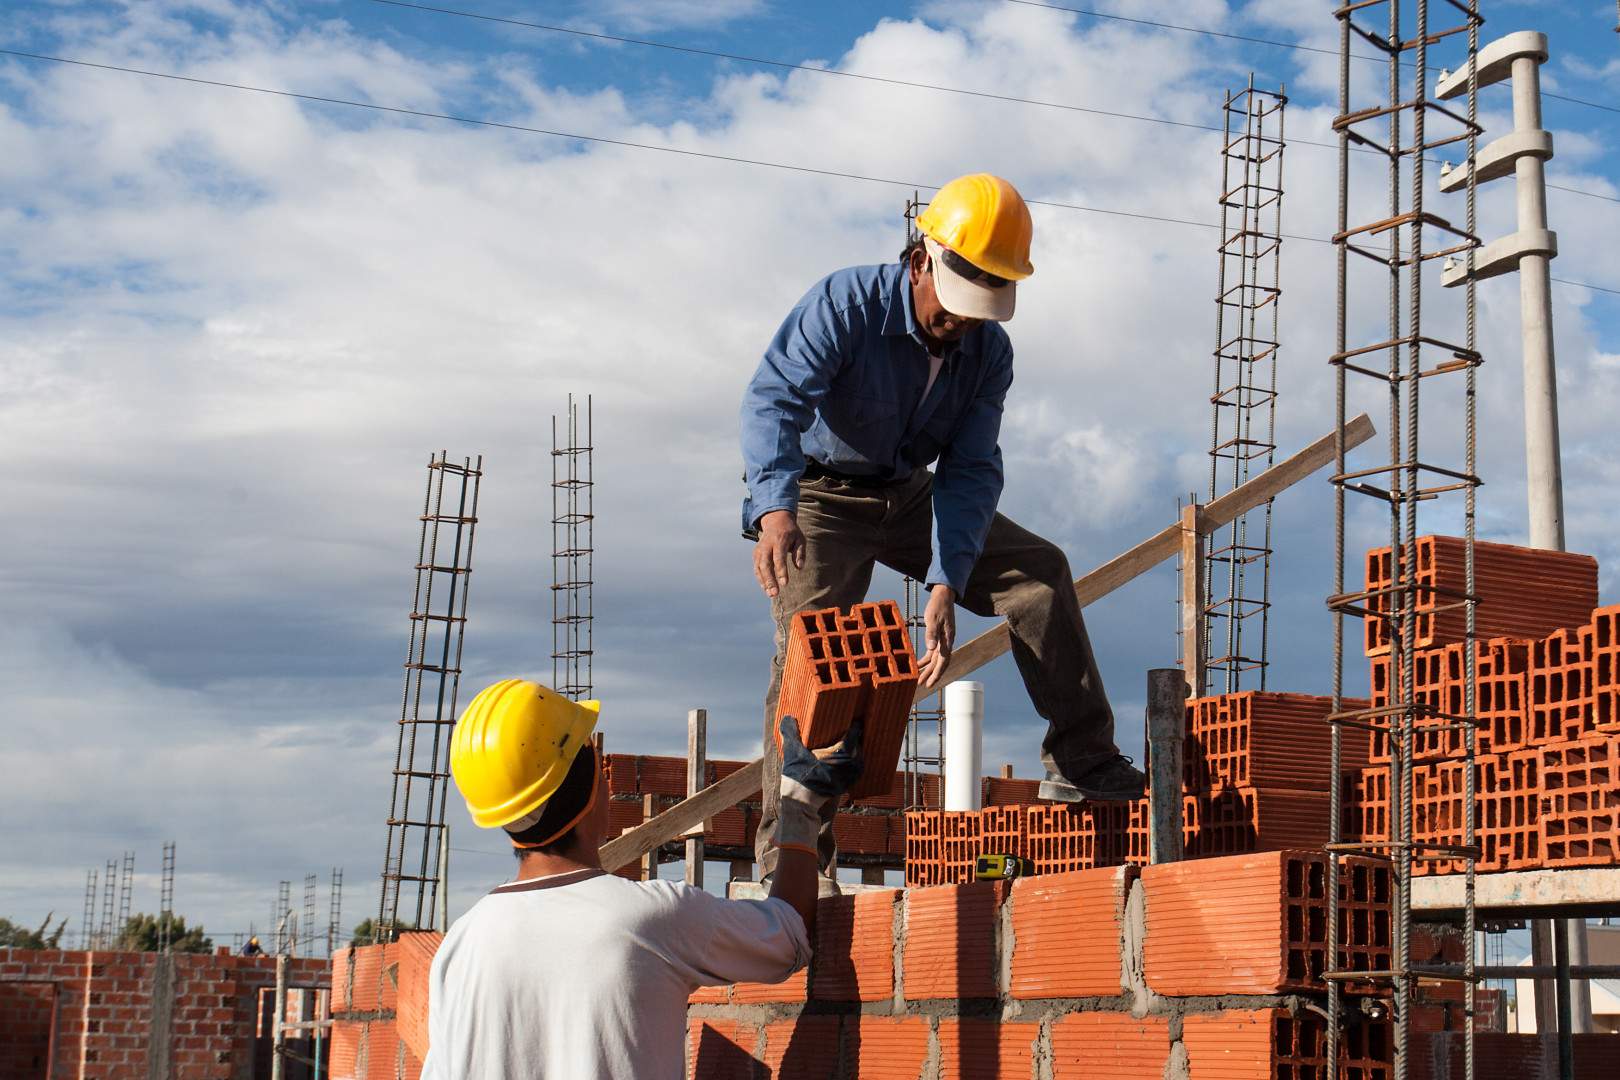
[908,246,982,344]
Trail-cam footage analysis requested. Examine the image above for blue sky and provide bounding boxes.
[2,0,1617,953]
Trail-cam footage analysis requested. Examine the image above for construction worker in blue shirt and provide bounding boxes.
[740,173,1146,882]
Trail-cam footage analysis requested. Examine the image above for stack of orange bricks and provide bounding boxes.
[1344,537,1614,874]
[905,691,1367,885]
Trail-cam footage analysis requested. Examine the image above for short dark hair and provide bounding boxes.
[900,236,924,265]
[507,744,598,858]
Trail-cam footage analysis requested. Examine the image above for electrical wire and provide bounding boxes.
[1,47,1615,295]
[1004,0,1620,117]
[366,0,1619,206]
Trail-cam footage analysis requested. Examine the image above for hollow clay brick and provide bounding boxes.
[761,1016,841,1080]
[1542,733,1620,867]
[902,883,1001,1000]
[1006,866,1131,1001]
[1142,850,1391,995]
[811,890,897,1002]
[1185,691,1372,791]
[1048,1012,1169,1080]
[936,1019,1039,1080]
[687,1018,758,1080]
[393,931,441,1064]
[1183,1008,1392,1080]
[729,966,807,1005]
[776,601,920,799]
[852,1016,929,1080]
[1364,536,1596,657]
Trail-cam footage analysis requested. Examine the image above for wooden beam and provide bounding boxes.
[1180,503,1206,696]
[598,413,1377,874]
[685,708,706,888]
[919,412,1374,702]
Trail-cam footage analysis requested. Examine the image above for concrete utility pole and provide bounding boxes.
[1438,29,1590,1038]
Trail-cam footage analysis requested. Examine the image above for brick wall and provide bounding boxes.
[326,942,426,1080]
[687,851,1412,1079]
[0,948,329,1080]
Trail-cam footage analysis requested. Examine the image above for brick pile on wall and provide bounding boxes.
[905,691,1364,885]
[327,932,442,1080]
[1343,540,1614,875]
[0,947,328,1080]
[686,850,1423,1079]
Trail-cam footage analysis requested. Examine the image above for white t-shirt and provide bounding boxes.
[420,868,809,1080]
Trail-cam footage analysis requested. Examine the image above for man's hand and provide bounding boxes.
[753,511,805,599]
[920,584,957,688]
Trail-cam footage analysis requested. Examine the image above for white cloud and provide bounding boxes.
[2,0,1617,938]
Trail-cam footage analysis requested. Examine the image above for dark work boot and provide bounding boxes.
[1038,755,1146,803]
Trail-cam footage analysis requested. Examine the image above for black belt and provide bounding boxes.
[803,459,903,489]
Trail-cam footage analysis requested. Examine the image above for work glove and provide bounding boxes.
[775,715,865,855]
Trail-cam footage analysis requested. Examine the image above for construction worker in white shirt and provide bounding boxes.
[421,678,865,1080]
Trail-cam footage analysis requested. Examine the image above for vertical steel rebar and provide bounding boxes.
[275,879,291,956]
[327,867,343,957]
[99,859,117,948]
[1204,76,1285,696]
[81,869,98,951]
[379,452,482,938]
[159,842,176,953]
[1326,4,1483,1078]
[552,395,594,701]
[902,574,944,810]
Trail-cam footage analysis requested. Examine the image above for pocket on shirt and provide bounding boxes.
[848,396,897,426]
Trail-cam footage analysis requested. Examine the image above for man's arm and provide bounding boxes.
[740,293,848,596]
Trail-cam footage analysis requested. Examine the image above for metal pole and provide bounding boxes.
[686,709,706,889]
[1553,920,1574,1080]
[271,954,287,1080]
[438,823,450,930]
[1146,668,1187,865]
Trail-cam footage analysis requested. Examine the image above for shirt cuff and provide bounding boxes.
[926,554,973,598]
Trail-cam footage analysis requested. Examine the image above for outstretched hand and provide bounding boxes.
[919,584,957,688]
[779,715,866,800]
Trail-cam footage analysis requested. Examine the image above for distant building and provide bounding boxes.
[1512,924,1620,1034]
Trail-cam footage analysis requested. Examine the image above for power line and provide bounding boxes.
[1003,0,1620,116]
[367,0,1617,206]
[1553,277,1620,297]
[1,48,1615,296]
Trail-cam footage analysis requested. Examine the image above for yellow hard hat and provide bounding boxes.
[450,679,601,831]
[916,173,1035,282]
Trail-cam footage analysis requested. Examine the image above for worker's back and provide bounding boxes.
[420,867,808,1080]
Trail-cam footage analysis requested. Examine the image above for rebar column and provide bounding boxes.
[1203,75,1286,696]
[159,842,176,953]
[902,574,944,811]
[552,396,594,701]
[327,867,343,957]
[379,452,482,938]
[80,870,97,951]
[1324,4,1484,1080]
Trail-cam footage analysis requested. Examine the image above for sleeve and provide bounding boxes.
[682,891,811,987]
[739,289,850,530]
[928,341,1013,595]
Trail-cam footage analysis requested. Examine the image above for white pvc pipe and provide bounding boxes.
[944,681,984,812]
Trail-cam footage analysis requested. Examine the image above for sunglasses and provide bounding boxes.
[935,246,1013,289]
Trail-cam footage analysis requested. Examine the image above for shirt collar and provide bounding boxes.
[884,258,966,362]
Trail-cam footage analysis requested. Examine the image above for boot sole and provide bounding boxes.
[1038,778,1146,803]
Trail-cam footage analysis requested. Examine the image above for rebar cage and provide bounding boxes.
[1324,4,1484,1079]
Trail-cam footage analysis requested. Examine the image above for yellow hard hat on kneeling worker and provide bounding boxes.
[450,678,601,831]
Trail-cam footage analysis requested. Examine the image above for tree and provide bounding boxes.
[115,913,213,954]
[0,914,67,950]
[349,917,415,947]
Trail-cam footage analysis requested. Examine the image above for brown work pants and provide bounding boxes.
[755,469,1118,878]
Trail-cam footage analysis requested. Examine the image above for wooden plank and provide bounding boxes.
[600,414,1376,872]
[1180,503,1205,695]
[918,412,1375,702]
[685,708,706,887]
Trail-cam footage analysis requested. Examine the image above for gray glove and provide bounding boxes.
[775,715,866,855]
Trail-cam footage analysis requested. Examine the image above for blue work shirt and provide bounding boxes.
[740,259,1013,596]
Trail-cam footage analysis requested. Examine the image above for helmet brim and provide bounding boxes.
[926,238,1016,322]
